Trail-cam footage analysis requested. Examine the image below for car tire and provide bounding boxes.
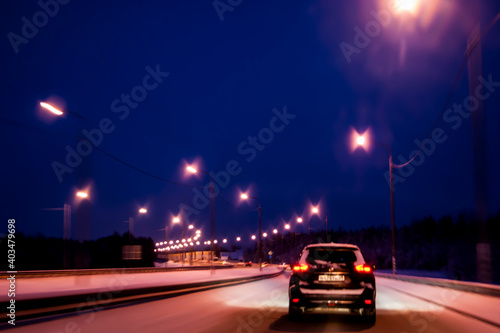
[361,306,376,324]
[288,303,303,321]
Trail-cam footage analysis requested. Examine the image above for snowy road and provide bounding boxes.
[5,271,500,333]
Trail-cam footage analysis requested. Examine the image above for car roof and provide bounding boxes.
[304,242,360,250]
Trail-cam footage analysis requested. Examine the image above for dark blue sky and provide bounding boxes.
[1,0,500,246]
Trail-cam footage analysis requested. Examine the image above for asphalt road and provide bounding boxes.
[6,271,500,333]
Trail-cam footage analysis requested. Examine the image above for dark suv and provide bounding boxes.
[288,243,376,323]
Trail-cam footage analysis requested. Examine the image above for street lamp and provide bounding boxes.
[186,165,216,269]
[240,192,263,271]
[128,207,147,244]
[352,129,406,275]
[297,217,303,223]
[42,190,89,268]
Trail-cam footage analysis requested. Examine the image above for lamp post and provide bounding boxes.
[352,130,404,275]
[128,207,147,244]
[240,192,263,271]
[186,165,216,272]
[42,190,89,268]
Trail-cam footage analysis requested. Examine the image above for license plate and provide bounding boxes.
[318,274,345,282]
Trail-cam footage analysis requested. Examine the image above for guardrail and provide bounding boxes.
[0,264,234,278]
[0,268,283,323]
[375,272,500,298]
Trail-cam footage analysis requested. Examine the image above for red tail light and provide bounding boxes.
[292,298,300,303]
[292,264,309,272]
[355,264,372,273]
[364,299,372,305]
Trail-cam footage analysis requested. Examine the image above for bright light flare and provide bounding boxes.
[223,239,227,243]
[188,225,194,229]
[273,229,278,234]
[285,224,290,230]
[349,127,372,153]
[76,191,88,199]
[186,166,198,174]
[139,208,147,214]
[40,102,63,115]
[297,217,303,223]
[236,237,241,241]
[240,193,249,200]
[251,235,256,240]
[263,232,268,238]
[173,217,180,223]
[312,207,319,214]
[392,0,420,14]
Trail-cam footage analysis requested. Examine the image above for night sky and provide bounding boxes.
[1,0,500,246]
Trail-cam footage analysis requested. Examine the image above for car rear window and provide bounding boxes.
[302,248,358,264]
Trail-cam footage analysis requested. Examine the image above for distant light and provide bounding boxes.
[190,242,194,246]
[187,238,192,242]
[207,241,211,245]
[139,208,147,214]
[236,237,241,241]
[154,249,157,252]
[263,233,268,238]
[196,230,201,234]
[240,193,248,200]
[223,239,227,243]
[188,225,194,229]
[186,166,198,174]
[155,243,159,246]
[273,229,278,234]
[297,217,303,223]
[40,102,63,115]
[169,241,173,245]
[173,217,180,223]
[159,242,163,246]
[196,241,200,245]
[312,207,319,214]
[76,191,88,199]
[251,235,256,240]
[214,240,218,244]
[176,240,180,243]
[285,224,290,230]
[182,239,186,243]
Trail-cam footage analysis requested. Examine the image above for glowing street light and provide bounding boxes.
[273,229,278,234]
[312,207,319,214]
[173,217,180,223]
[240,193,249,200]
[76,191,88,199]
[139,208,147,214]
[223,239,227,243]
[297,217,303,223]
[284,224,290,230]
[188,224,194,229]
[40,101,63,116]
[263,232,268,238]
[186,165,198,174]
[236,237,241,241]
[251,235,256,240]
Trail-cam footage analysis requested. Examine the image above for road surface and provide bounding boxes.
[6,271,500,333]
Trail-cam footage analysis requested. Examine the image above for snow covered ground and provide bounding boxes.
[0,267,282,301]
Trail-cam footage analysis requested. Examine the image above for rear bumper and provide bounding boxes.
[289,286,375,311]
